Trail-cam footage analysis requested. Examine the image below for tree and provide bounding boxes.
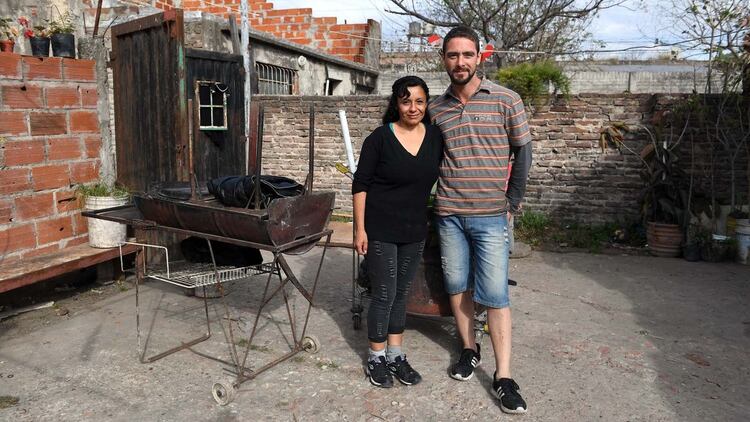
[663,0,749,93]
[385,0,629,62]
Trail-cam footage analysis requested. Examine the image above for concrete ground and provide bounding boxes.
[0,244,748,421]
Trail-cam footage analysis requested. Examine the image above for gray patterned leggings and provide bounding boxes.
[366,239,425,343]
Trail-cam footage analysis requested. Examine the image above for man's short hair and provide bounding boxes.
[442,26,480,53]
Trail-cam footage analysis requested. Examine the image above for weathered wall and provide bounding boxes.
[254,94,748,223]
[0,53,101,263]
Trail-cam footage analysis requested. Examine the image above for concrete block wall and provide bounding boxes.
[254,94,748,223]
[0,54,101,264]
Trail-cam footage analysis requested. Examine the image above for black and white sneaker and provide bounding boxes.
[450,343,481,381]
[366,356,393,388]
[492,375,527,414]
[387,355,422,385]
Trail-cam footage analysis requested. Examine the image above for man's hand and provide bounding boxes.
[355,228,368,255]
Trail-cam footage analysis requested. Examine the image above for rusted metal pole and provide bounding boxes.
[254,104,263,209]
[307,104,314,193]
[92,0,103,37]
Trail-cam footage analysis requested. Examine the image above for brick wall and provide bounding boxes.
[0,53,101,264]
[254,94,748,223]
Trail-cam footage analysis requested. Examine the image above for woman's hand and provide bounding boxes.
[355,228,368,255]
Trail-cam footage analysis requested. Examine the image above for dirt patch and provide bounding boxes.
[0,396,19,409]
[0,271,132,338]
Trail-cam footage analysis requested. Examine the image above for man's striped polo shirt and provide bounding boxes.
[429,77,532,216]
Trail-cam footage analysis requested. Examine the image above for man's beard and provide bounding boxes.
[448,67,476,85]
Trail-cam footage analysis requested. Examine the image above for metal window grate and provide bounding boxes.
[255,62,296,95]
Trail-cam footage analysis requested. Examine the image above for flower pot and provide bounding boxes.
[0,40,15,53]
[646,222,683,257]
[51,33,75,58]
[29,36,50,57]
[85,195,129,248]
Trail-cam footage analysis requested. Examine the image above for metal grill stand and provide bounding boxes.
[90,206,334,406]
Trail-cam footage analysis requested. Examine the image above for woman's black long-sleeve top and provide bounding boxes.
[351,124,444,243]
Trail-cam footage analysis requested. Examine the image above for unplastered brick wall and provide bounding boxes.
[0,53,101,263]
[142,0,374,64]
[255,94,747,223]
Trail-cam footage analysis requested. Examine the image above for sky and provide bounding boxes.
[271,0,686,59]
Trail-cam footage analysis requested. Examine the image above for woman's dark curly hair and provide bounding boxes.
[382,75,430,125]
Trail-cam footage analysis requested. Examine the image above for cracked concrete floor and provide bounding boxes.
[0,247,748,421]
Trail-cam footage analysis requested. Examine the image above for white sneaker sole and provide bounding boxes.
[492,389,527,414]
[450,360,479,381]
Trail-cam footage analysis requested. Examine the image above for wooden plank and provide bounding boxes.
[185,48,242,63]
[112,13,166,37]
[228,14,241,55]
[0,243,139,294]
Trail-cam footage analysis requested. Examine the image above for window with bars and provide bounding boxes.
[255,62,296,95]
[196,81,228,131]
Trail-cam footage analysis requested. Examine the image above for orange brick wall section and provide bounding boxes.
[172,0,372,63]
[0,53,101,263]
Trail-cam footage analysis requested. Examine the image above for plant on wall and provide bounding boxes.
[496,61,570,105]
[48,11,74,35]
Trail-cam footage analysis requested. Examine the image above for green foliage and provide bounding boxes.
[551,222,618,253]
[76,183,129,199]
[496,61,570,104]
[515,211,550,246]
[514,210,645,253]
[48,12,74,34]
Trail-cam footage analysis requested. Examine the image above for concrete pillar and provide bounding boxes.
[78,37,116,187]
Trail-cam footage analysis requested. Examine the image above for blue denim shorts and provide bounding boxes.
[436,214,511,309]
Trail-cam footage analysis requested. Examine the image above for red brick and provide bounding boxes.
[46,86,80,108]
[0,168,31,194]
[62,59,96,81]
[0,111,28,135]
[14,192,55,220]
[22,243,61,259]
[48,136,82,161]
[30,112,67,136]
[32,164,69,191]
[23,57,62,80]
[69,161,99,184]
[80,86,98,108]
[70,110,98,133]
[3,139,45,166]
[36,215,74,245]
[83,135,101,159]
[1,84,43,108]
[0,53,22,79]
[0,200,12,224]
[55,188,81,213]
[0,224,36,253]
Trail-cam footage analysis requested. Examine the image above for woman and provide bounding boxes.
[352,76,443,388]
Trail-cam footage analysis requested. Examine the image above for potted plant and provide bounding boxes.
[48,11,75,58]
[683,223,708,261]
[0,17,20,53]
[18,16,50,57]
[77,183,130,248]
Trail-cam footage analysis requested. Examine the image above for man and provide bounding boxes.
[429,26,532,414]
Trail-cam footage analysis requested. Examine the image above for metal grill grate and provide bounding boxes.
[255,62,296,95]
[146,262,279,289]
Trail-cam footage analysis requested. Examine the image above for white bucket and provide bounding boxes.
[85,195,129,248]
[736,220,750,265]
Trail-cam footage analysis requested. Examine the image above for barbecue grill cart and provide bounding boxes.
[84,99,334,405]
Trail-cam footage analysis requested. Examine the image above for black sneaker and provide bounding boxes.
[366,356,393,388]
[387,355,422,386]
[492,375,527,414]
[450,343,481,381]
